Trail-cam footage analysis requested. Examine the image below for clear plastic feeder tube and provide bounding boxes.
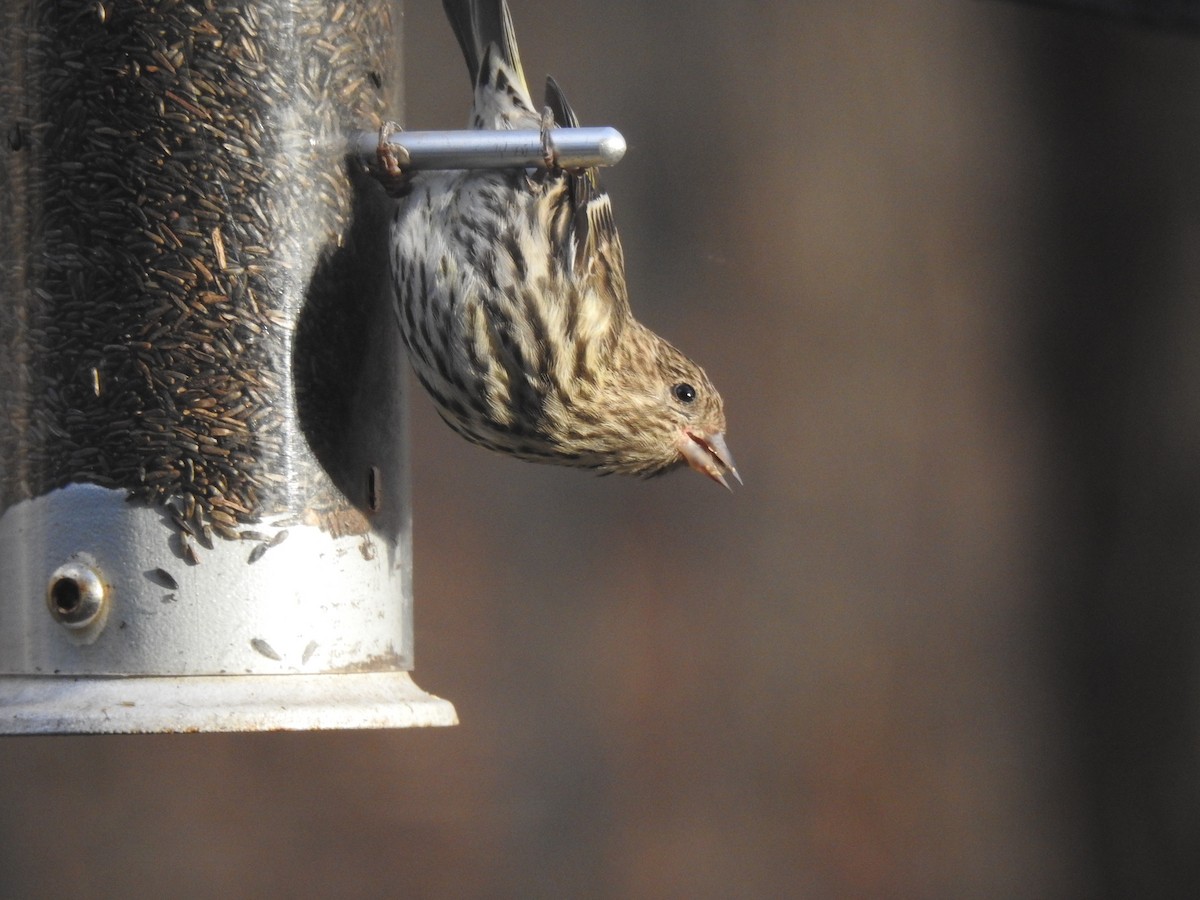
[0,0,456,732]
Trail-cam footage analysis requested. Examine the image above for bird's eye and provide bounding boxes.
[672,383,697,404]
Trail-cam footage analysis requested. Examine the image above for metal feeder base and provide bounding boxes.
[0,672,457,734]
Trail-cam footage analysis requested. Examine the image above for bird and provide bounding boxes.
[381,0,738,488]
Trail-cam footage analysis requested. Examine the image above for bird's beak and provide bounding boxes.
[678,429,741,490]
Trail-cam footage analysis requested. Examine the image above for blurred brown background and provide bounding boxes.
[3,1,1200,896]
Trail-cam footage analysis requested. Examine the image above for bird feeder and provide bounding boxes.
[0,0,457,731]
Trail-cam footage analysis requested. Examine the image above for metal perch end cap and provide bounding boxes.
[590,127,627,167]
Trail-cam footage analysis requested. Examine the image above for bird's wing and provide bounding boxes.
[544,76,629,316]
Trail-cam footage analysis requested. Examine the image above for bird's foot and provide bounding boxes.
[373,121,413,197]
[539,106,558,170]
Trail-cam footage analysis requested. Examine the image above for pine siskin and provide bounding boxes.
[382,0,738,487]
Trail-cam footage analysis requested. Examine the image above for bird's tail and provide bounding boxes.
[443,0,536,128]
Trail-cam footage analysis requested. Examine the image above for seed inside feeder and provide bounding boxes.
[0,0,400,544]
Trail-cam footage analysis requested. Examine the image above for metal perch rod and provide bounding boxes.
[355,126,627,171]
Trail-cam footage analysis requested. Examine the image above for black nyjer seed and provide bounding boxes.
[0,0,399,540]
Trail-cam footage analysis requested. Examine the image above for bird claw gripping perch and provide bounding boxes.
[374,121,414,198]
[539,106,558,169]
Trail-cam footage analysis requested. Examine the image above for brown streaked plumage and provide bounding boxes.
[386,0,737,487]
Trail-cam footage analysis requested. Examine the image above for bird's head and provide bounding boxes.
[598,329,739,488]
